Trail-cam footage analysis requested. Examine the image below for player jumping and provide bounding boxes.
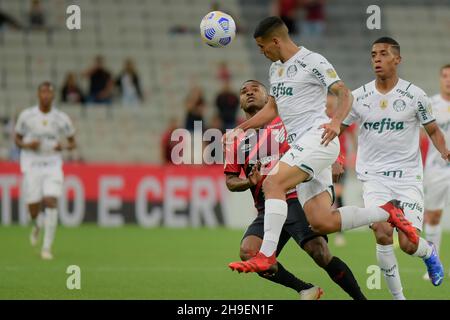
[15,82,77,260]
[224,79,366,300]
[226,17,417,274]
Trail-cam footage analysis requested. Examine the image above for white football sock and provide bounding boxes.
[260,199,287,257]
[339,206,389,231]
[412,237,433,259]
[376,244,406,300]
[42,208,58,252]
[35,212,45,229]
[424,223,441,254]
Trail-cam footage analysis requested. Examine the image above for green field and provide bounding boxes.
[0,225,449,300]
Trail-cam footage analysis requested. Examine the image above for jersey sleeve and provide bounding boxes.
[309,53,341,89]
[14,111,28,135]
[60,112,76,137]
[415,91,435,125]
[342,91,360,126]
[223,141,242,175]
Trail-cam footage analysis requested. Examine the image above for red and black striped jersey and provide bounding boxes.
[224,117,297,213]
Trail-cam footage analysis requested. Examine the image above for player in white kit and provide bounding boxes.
[422,64,450,280]
[15,82,76,260]
[342,38,448,297]
[227,17,418,274]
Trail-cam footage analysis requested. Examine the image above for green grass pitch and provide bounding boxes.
[0,225,449,300]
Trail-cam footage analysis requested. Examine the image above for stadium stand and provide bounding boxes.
[1,0,449,162]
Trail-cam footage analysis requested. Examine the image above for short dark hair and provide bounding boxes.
[440,64,450,73]
[372,37,400,55]
[241,79,267,93]
[253,16,286,39]
[38,81,54,91]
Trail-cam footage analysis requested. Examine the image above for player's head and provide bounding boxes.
[253,16,290,62]
[239,80,268,117]
[37,81,55,108]
[439,64,450,96]
[371,37,401,79]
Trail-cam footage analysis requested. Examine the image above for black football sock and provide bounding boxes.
[258,262,313,293]
[324,256,367,300]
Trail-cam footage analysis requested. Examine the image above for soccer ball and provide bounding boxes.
[200,11,236,48]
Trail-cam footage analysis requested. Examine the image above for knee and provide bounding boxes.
[399,238,418,255]
[310,220,334,235]
[262,176,284,196]
[372,224,394,245]
[43,197,57,208]
[304,239,331,268]
[426,211,442,225]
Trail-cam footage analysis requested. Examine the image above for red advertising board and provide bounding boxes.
[0,162,229,227]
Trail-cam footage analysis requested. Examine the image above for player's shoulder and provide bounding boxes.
[352,80,376,103]
[17,105,38,118]
[298,47,328,66]
[398,79,427,98]
[52,107,72,121]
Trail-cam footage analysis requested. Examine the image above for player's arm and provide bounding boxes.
[14,133,40,150]
[223,97,278,145]
[55,136,77,151]
[238,96,278,131]
[225,162,262,192]
[423,122,450,161]
[321,81,353,146]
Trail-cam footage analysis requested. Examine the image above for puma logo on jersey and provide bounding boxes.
[396,88,414,100]
[363,118,404,133]
[272,82,293,98]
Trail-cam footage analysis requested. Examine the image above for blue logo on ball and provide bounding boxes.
[204,28,216,40]
[218,17,229,32]
[219,37,231,46]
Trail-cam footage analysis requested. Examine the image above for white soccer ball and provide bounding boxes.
[200,11,236,48]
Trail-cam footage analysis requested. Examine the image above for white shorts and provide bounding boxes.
[280,126,339,206]
[424,169,450,211]
[22,169,64,204]
[362,179,424,231]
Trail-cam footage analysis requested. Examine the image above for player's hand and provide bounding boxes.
[26,140,40,151]
[248,161,262,186]
[320,122,340,146]
[332,161,344,183]
[441,149,450,162]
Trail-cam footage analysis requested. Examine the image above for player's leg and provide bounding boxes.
[237,215,320,299]
[40,170,63,260]
[294,162,415,241]
[284,199,366,300]
[395,185,444,286]
[333,180,346,247]
[423,172,448,257]
[424,210,443,254]
[258,161,309,258]
[371,222,406,300]
[23,171,44,246]
[363,180,406,300]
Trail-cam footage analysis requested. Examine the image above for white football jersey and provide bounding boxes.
[269,47,341,144]
[343,79,435,183]
[425,94,450,171]
[15,106,75,173]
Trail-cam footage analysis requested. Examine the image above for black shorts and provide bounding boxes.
[242,198,328,255]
